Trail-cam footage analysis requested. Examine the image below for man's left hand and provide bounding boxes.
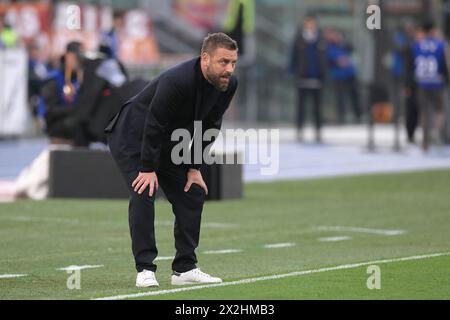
[184,169,208,195]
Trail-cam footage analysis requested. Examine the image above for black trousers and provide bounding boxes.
[405,87,419,143]
[333,78,361,124]
[417,87,445,151]
[297,88,323,134]
[107,122,206,274]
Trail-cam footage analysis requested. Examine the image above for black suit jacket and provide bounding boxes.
[105,57,238,173]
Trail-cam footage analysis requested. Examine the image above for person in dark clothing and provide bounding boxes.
[288,15,327,142]
[223,0,254,58]
[67,49,129,146]
[105,33,238,287]
[399,24,421,144]
[325,29,362,125]
[40,41,85,145]
[41,41,130,146]
[404,50,420,144]
[392,23,419,144]
[81,41,133,144]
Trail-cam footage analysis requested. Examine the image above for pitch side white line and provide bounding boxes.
[202,222,237,229]
[203,249,243,254]
[57,265,104,271]
[11,215,81,224]
[93,251,450,300]
[318,236,352,242]
[318,226,406,236]
[155,221,236,229]
[263,242,296,248]
[155,256,174,261]
[0,274,28,279]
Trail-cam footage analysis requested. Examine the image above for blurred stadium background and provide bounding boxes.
[0,0,450,300]
[1,0,450,134]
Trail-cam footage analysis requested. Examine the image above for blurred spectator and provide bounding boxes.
[392,22,420,144]
[52,42,130,147]
[27,40,51,122]
[288,15,327,143]
[411,21,449,152]
[0,14,19,49]
[40,41,85,145]
[223,0,255,63]
[325,29,362,124]
[13,42,145,200]
[84,41,138,145]
[222,0,255,122]
[41,42,129,147]
[100,11,122,60]
[41,37,144,147]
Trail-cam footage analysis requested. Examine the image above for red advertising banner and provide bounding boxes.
[1,1,160,64]
[173,0,223,30]
[51,2,100,58]
[0,2,52,61]
[0,2,51,43]
[119,9,160,64]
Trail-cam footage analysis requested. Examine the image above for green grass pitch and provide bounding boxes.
[0,169,449,300]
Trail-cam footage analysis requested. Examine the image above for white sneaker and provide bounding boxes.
[136,269,159,287]
[171,268,222,285]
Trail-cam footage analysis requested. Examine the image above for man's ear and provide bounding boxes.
[201,51,210,64]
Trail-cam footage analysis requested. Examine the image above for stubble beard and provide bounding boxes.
[207,66,231,92]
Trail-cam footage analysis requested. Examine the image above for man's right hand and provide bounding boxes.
[132,172,159,197]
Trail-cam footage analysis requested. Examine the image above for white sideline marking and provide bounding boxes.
[318,226,406,236]
[203,249,243,254]
[202,222,237,229]
[12,216,33,221]
[11,215,80,224]
[155,256,174,261]
[318,236,352,242]
[57,265,104,271]
[263,242,296,249]
[8,216,235,229]
[0,274,28,279]
[156,221,236,229]
[93,251,450,300]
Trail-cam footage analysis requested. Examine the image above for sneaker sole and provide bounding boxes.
[136,282,159,288]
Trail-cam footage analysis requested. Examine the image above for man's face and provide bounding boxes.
[113,17,122,30]
[202,47,238,92]
[66,45,85,70]
[65,52,79,70]
[304,18,317,32]
[29,46,40,60]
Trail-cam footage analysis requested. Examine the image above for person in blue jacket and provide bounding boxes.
[100,12,122,60]
[411,21,449,151]
[325,29,361,124]
[288,15,327,143]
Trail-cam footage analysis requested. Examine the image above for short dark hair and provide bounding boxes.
[201,32,238,55]
[113,11,122,20]
[305,13,317,21]
[422,20,435,33]
[66,41,82,54]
